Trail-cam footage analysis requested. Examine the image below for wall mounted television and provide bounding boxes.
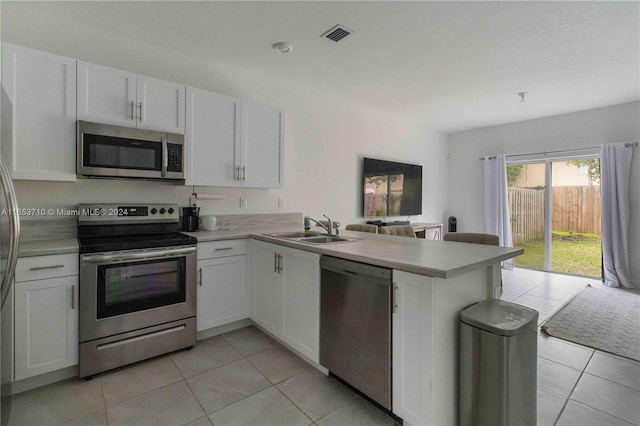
[363,157,422,217]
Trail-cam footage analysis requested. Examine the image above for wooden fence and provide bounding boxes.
[509,188,545,245]
[551,186,601,235]
[508,186,601,245]
[364,192,402,217]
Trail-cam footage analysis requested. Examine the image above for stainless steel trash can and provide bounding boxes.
[459,299,538,426]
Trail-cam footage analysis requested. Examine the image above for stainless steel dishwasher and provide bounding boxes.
[320,255,392,410]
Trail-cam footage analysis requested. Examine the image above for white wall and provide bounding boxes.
[448,101,640,284]
[1,3,449,227]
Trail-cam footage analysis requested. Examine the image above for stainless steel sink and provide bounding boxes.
[264,232,357,244]
[266,232,311,239]
[298,236,350,244]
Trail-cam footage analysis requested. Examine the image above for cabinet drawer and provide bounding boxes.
[198,239,247,260]
[15,254,79,282]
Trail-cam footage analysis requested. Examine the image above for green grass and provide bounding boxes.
[515,232,602,278]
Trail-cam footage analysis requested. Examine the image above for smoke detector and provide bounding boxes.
[321,25,354,43]
[272,42,293,53]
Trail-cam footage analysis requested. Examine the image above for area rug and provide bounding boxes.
[540,285,640,362]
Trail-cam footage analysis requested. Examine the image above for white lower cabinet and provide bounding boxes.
[248,240,319,362]
[13,254,79,381]
[281,247,320,361]
[392,268,492,425]
[392,271,435,426]
[196,240,248,332]
[248,241,284,334]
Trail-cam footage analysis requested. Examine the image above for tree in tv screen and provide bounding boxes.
[364,158,422,217]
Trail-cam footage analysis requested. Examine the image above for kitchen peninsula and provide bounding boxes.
[190,221,523,426]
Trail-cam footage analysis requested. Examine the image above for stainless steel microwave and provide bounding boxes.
[77,121,185,180]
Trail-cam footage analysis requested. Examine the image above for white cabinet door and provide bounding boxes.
[186,87,240,186]
[14,275,78,380]
[77,61,185,133]
[197,256,247,331]
[77,61,136,128]
[248,240,320,361]
[241,100,284,188]
[1,43,77,181]
[392,271,435,426]
[249,241,284,334]
[137,75,185,133]
[282,248,320,362]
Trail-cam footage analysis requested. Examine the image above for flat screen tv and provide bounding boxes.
[363,157,422,217]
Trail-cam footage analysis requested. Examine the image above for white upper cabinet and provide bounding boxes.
[186,89,284,188]
[137,75,185,134]
[77,61,185,134]
[241,100,284,188]
[1,43,77,181]
[186,87,241,186]
[76,61,135,128]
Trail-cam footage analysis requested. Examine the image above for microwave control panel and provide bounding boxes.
[167,144,183,172]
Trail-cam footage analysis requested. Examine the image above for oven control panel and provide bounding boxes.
[78,204,179,224]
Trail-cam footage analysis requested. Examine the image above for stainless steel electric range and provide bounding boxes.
[77,204,197,378]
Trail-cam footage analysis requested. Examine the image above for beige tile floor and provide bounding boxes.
[1,325,397,426]
[2,267,639,425]
[500,267,640,426]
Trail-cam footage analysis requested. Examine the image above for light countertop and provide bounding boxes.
[18,238,80,258]
[185,227,523,279]
[18,225,522,279]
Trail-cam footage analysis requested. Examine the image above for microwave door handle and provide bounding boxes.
[161,136,168,178]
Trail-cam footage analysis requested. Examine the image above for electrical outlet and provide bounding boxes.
[240,198,248,209]
[278,197,285,208]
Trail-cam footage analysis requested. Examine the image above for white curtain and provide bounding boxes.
[600,143,634,288]
[483,154,514,269]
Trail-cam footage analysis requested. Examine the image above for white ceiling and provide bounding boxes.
[13,1,640,133]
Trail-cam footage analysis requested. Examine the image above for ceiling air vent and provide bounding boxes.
[321,25,354,43]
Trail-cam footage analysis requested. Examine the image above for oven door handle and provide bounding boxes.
[82,246,195,264]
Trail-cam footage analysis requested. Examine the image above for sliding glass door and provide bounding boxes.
[508,157,601,278]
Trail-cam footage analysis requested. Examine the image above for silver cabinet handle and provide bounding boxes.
[273,253,283,273]
[71,285,75,310]
[235,166,241,181]
[138,102,143,122]
[30,264,64,271]
[392,284,398,313]
[242,166,246,182]
[214,247,233,251]
[130,101,135,120]
[198,268,203,286]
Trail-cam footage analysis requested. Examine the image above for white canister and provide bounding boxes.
[201,215,217,231]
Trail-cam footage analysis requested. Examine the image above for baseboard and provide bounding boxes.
[3,365,78,396]
[196,318,253,341]
[249,320,328,376]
